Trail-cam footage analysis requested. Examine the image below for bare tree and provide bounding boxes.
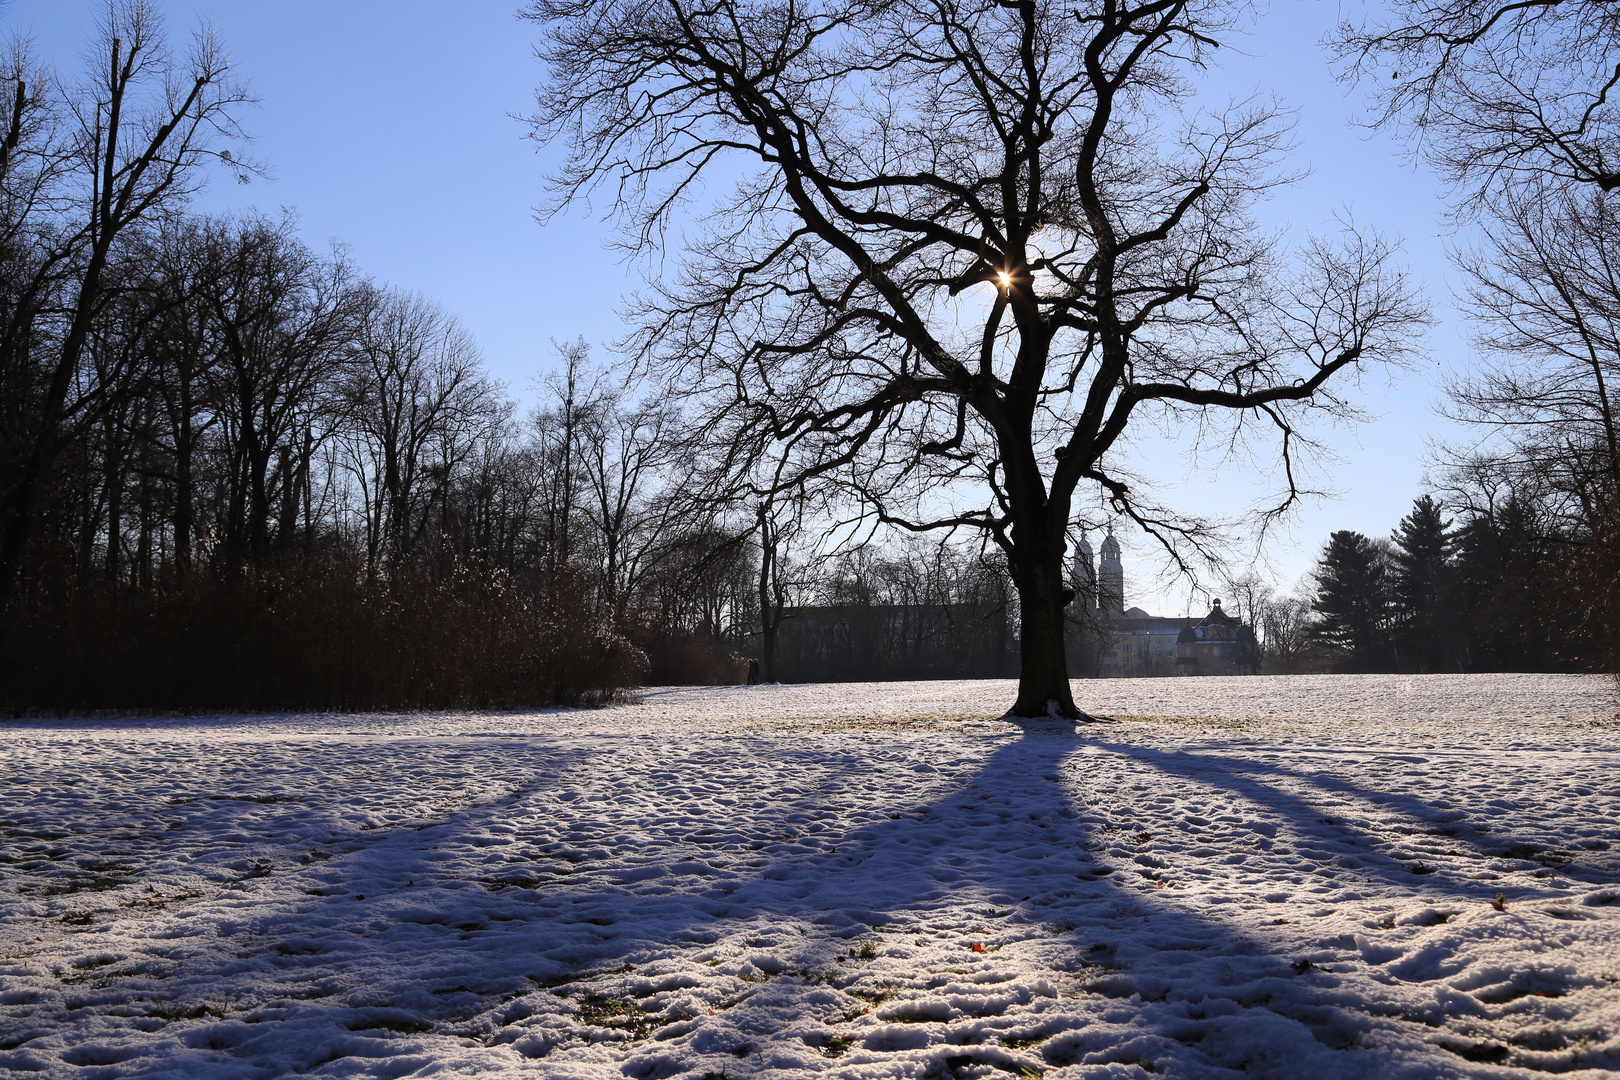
[530,337,596,581]
[578,389,685,624]
[527,0,1427,716]
[0,2,250,602]
[1335,0,1620,204]
[342,286,497,570]
[200,215,356,565]
[1447,184,1620,512]
[1257,590,1312,673]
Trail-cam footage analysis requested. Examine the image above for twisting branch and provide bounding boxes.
[527,0,1428,715]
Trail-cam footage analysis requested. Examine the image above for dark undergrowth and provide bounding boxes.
[0,560,648,715]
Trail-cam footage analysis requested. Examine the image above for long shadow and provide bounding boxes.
[77,726,1425,1078]
[25,725,1580,1077]
[1083,739,1620,891]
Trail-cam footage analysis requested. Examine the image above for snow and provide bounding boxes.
[2,673,1617,1078]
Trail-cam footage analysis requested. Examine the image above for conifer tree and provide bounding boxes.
[1391,495,1454,672]
[1310,530,1396,671]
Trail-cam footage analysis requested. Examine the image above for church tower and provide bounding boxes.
[1071,533,1096,611]
[1098,526,1124,615]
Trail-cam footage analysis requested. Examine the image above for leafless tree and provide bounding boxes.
[1440,181,1620,660]
[144,214,220,575]
[1257,590,1313,672]
[0,1,250,602]
[529,337,597,580]
[579,397,687,623]
[199,215,357,564]
[1335,0,1620,205]
[1447,184,1620,511]
[526,0,1427,716]
[341,286,498,570]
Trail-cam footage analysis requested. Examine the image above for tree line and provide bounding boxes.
[0,203,777,710]
[0,6,782,712]
[1258,489,1614,676]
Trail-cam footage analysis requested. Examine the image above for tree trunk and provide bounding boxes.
[105,414,124,586]
[1004,483,1080,718]
[1009,535,1079,718]
[172,374,194,577]
[757,506,776,682]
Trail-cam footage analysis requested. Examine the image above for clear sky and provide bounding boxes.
[7,0,1476,613]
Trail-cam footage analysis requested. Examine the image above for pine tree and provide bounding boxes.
[1390,495,1455,672]
[1310,530,1396,671]
[1451,500,1562,671]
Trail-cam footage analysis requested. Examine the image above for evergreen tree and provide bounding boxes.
[1310,530,1396,671]
[1390,495,1455,672]
[1450,500,1565,671]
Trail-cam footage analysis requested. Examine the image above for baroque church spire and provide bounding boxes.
[1098,525,1124,616]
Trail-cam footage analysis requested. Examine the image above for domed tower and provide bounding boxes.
[1071,533,1096,611]
[1098,526,1124,615]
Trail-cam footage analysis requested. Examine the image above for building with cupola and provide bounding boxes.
[1067,527,1261,677]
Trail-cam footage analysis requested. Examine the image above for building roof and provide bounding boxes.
[1112,615,1195,635]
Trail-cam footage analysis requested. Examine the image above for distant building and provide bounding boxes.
[1174,599,1261,676]
[769,601,1017,682]
[1068,527,1260,677]
[1098,529,1124,615]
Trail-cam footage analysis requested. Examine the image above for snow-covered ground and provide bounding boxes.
[2,673,1617,1079]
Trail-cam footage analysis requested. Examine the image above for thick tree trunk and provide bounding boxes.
[756,506,779,682]
[1009,530,1079,718]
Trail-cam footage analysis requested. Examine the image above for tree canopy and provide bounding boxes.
[527,0,1427,716]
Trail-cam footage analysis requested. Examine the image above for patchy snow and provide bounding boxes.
[2,673,1617,1078]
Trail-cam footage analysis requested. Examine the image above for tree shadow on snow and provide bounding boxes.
[1083,739,1620,892]
[173,729,1421,1075]
[91,726,1591,1077]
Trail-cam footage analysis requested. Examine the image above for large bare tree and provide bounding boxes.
[527,0,1426,716]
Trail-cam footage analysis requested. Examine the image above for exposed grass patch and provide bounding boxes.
[820,1034,856,1058]
[574,991,666,1038]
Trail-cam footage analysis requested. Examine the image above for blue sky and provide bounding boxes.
[7,1,1476,613]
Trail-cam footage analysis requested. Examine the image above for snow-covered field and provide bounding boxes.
[2,673,1618,1079]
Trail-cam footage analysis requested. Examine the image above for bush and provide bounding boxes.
[0,559,647,714]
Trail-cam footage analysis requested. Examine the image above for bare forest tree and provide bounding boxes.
[341,287,500,571]
[1339,2,1620,673]
[1256,590,1312,673]
[527,0,1428,716]
[0,2,250,602]
[574,364,687,624]
[753,484,832,683]
[199,215,357,565]
[1336,0,1620,203]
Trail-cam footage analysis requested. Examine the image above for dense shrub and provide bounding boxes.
[0,560,646,714]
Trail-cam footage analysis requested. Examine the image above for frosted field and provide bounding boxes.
[2,674,1617,1079]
